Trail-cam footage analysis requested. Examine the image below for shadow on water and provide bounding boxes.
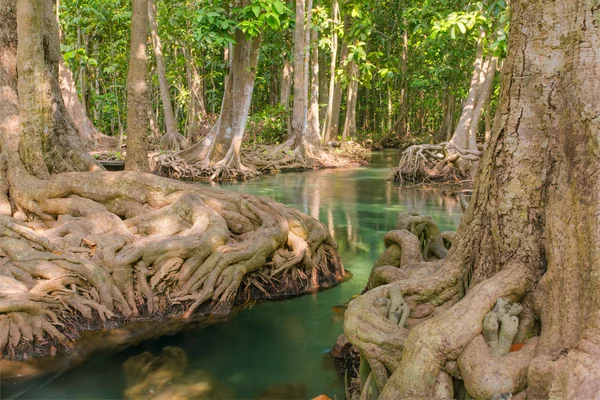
[11,150,464,399]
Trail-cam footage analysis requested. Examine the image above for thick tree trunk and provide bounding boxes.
[15,0,99,178]
[125,0,150,172]
[346,0,600,398]
[148,0,188,151]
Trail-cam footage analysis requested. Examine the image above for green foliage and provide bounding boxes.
[246,105,288,144]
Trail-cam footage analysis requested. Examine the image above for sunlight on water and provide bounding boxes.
[20,151,463,399]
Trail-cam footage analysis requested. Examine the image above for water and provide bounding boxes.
[17,151,463,400]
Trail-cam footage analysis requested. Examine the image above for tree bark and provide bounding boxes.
[148,0,188,151]
[280,56,293,109]
[125,0,150,172]
[326,25,349,142]
[291,0,307,144]
[346,0,600,398]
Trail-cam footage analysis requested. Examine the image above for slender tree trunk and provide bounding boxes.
[185,49,206,143]
[125,0,150,172]
[448,29,485,153]
[280,56,293,108]
[291,0,307,144]
[322,0,338,141]
[307,23,320,141]
[468,56,497,148]
[327,35,349,142]
[341,60,358,145]
[148,0,187,150]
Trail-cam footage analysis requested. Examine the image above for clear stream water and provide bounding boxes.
[17,151,463,400]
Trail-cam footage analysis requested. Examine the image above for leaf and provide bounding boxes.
[252,5,261,18]
[457,21,466,34]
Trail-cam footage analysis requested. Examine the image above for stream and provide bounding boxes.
[17,150,463,399]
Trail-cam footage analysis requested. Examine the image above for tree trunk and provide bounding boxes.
[307,22,320,143]
[291,0,306,144]
[341,60,358,146]
[280,56,293,109]
[326,30,349,142]
[185,48,206,143]
[447,29,485,154]
[148,0,188,151]
[321,0,339,141]
[177,14,261,175]
[58,58,109,148]
[15,0,98,178]
[125,0,150,172]
[346,0,600,398]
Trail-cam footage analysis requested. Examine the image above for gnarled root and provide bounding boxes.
[151,141,371,182]
[393,142,481,184]
[160,132,190,152]
[1,169,344,359]
[379,264,533,399]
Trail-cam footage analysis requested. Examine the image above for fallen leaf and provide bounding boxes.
[510,343,524,352]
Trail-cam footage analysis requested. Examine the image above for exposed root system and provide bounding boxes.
[393,142,481,184]
[0,164,345,360]
[151,141,371,181]
[344,212,540,399]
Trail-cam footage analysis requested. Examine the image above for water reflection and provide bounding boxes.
[20,151,463,400]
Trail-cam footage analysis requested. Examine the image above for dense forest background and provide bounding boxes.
[58,0,507,148]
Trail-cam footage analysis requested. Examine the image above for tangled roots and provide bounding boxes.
[393,142,481,184]
[344,212,540,399]
[0,170,344,359]
[151,141,370,182]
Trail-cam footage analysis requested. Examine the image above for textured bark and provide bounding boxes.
[15,0,99,178]
[326,26,349,142]
[280,56,292,109]
[185,49,206,143]
[346,0,600,398]
[125,0,150,172]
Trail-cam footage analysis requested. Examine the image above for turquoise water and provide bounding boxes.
[16,151,463,399]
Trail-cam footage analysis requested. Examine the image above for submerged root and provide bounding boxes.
[0,169,344,359]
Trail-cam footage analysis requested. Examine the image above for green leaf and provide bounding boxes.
[457,21,466,34]
[252,5,261,18]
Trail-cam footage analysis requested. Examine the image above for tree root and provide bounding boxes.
[150,141,371,182]
[0,169,345,360]
[393,142,481,184]
[160,132,190,152]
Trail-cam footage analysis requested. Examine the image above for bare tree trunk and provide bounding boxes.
[291,0,307,144]
[125,0,150,172]
[448,29,485,153]
[341,60,358,145]
[16,0,98,178]
[307,21,320,141]
[177,13,260,173]
[321,0,338,141]
[468,56,497,148]
[280,56,293,108]
[185,49,206,143]
[148,0,188,151]
[326,36,349,142]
